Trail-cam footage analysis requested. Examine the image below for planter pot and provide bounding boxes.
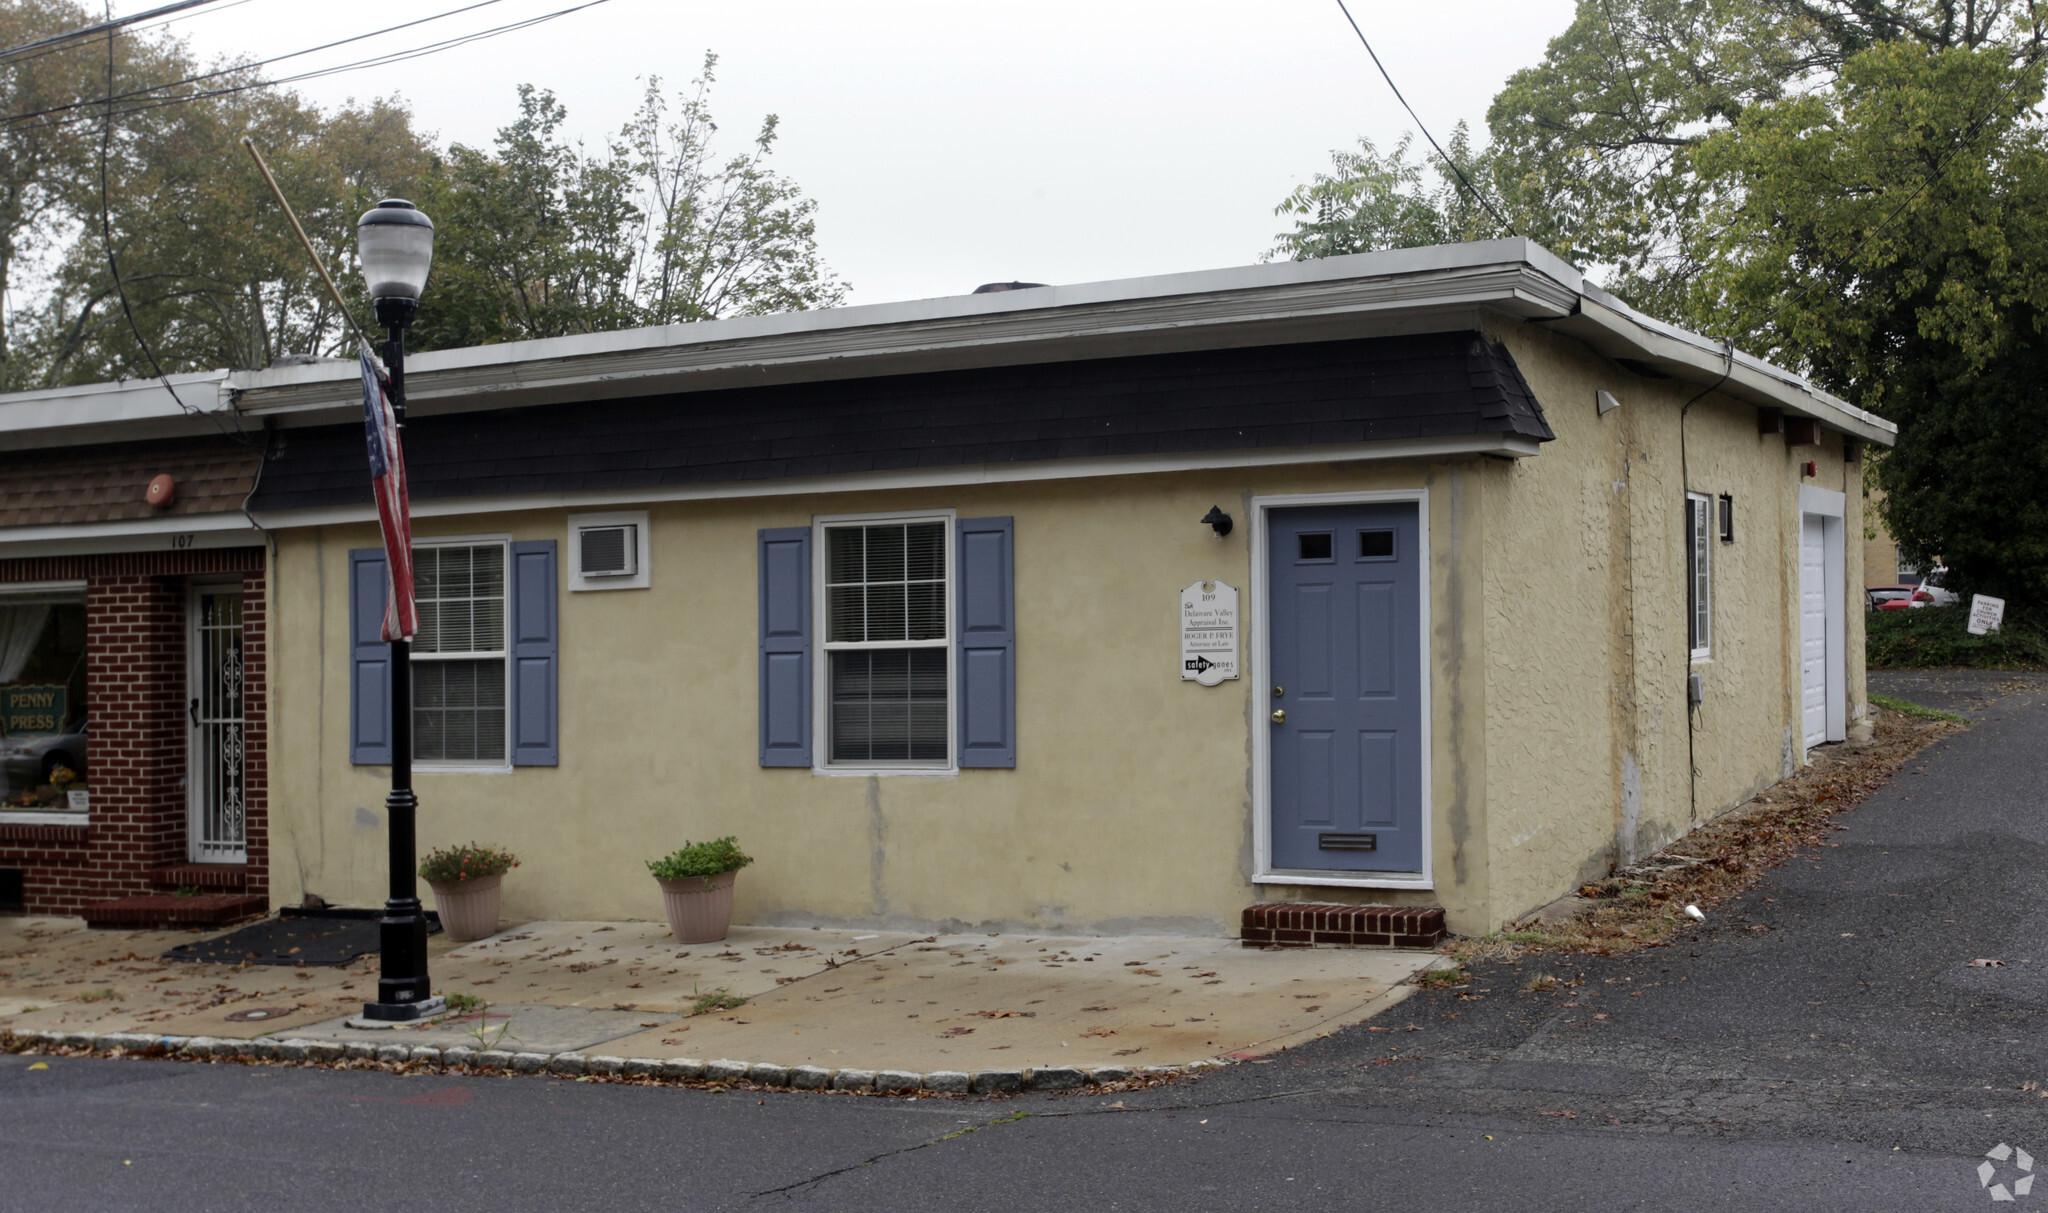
[429,874,504,943]
[657,870,738,944]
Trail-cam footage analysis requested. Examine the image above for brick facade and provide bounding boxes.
[1239,903,1446,949]
[0,547,267,917]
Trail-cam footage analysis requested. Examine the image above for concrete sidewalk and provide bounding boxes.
[0,916,1438,1075]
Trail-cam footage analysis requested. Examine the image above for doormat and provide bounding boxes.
[164,909,442,966]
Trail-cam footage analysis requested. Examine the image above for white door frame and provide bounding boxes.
[1250,489,1434,890]
[1798,484,1848,746]
[185,580,247,864]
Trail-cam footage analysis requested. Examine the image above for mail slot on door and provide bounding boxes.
[1318,833,1377,851]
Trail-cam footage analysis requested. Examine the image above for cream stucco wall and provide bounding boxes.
[1477,319,1867,923]
[268,460,1499,936]
[264,324,1869,939]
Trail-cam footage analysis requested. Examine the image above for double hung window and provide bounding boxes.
[412,542,508,765]
[1685,492,1712,658]
[821,518,950,766]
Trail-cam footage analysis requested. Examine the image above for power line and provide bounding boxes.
[1330,0,1515,235]
[5,0,517,128]
[0,0,221,63]
[63,0,613,132]
[0,0,261,73]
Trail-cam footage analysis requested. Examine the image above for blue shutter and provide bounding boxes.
[348,548,392,765]
[509,540,559,766]
[956,516,1016,768]
[759,526,812,767]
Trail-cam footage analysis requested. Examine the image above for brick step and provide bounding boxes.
[147,864,249,891]
[80,894,267,929]
[1240,903,1446,949]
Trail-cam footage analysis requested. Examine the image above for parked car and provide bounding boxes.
[1867,585,1918,610]
[0,723,87,787]
[1915,566,1960,607]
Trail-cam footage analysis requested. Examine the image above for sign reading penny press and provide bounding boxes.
[1180,580,1240,685]
[1,683,66,737]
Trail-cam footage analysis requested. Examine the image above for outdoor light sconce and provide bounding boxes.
[1201,506,1234,537]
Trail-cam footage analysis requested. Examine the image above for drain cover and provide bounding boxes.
[223,1007,296,1022]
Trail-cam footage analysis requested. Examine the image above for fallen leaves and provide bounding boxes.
[1971,959,2006,968]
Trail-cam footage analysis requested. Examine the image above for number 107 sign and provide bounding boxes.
[1181,580,1240,685]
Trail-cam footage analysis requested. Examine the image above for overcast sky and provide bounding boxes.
[122,0,1577,306]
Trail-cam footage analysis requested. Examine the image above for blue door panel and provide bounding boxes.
[1268,503,1423,873]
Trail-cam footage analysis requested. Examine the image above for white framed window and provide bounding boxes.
[1686,492,1712,659]
[568,510,651,591]
[412,540,510,767]
[814,513,954,770]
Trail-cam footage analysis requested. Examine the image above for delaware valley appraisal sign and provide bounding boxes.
[1181,581,1239,686]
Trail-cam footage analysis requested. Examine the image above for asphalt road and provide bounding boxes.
[6,670,2046,1213]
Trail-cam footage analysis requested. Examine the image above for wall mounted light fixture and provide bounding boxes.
[1201,506,1234,537]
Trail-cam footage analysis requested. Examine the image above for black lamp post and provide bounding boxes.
[355,198,442,1023]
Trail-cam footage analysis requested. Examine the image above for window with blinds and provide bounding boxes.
[1685,493,1712,658]
[412,543,509,764]
[822,519,950,764]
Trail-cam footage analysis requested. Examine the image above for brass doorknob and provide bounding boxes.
[1271,709,1286,723]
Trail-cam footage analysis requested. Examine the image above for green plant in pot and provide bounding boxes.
[419,842,520,943]
[647,836,752,944]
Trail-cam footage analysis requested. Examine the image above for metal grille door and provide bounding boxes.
[189,590,246,863]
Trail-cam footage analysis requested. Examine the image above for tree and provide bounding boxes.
[1688,39,2048,603]
[410,56,846,351]
[1264,129,1504,262]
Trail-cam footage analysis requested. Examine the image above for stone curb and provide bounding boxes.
[2,1028,1221,1094]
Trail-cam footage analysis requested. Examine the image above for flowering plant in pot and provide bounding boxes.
[647,836,752,944]
[419,842,520,943]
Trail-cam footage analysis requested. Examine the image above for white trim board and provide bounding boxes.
[248,436,1538,532]
[1249,489,1435,892]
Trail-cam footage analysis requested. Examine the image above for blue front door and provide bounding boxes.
[1267,503,1424,873]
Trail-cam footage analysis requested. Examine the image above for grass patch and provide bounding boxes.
[1415,966,1469,989]
[1868,692,1968,723]
[689,986,746,1016]
[443,992,484,1013]
[1868,604,2048,670]
[76,988,119,1003]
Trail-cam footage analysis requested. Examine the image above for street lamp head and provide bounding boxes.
[356,199,434,319]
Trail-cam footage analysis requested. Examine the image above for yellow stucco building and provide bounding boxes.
[208,241,1891,939]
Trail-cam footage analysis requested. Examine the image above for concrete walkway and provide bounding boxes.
[0,917,1437,1073]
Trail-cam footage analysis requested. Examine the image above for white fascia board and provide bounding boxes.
[1564,287,1897,447]
[228,239,1582,422]
[0,372,234,452]
[250,433,1543,530]
[0,510,261,559]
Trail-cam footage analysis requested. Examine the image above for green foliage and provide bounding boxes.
[411,56,846,352]
[1866,692,1968,722]
[647,835,753,883]
[419,842,520,885]
[1266,128,1505,261]
[1867,604,2048,669]
[443,992,485,1013]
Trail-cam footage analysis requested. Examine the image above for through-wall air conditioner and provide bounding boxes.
[577,524,638,577]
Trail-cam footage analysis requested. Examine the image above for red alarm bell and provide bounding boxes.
[145,473,176,507]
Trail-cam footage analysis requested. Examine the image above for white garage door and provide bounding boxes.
[1800,513,1828,747]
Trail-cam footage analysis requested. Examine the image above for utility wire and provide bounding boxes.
[5,0,610,131]
[93,5,256,450]
[0,0,220,63]
[0,0,259,73]
[5,0,515,127]
[1330,0,1516,235]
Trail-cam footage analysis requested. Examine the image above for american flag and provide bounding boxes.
[359,347,417,642]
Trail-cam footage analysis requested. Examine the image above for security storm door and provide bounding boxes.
[187,587,246,864]
[1267,503,1424,873]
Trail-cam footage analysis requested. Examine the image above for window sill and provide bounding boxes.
[1254,868,1433,891]
[812,766,957,778]
[415,764,514,776]
[0,810,89,826]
